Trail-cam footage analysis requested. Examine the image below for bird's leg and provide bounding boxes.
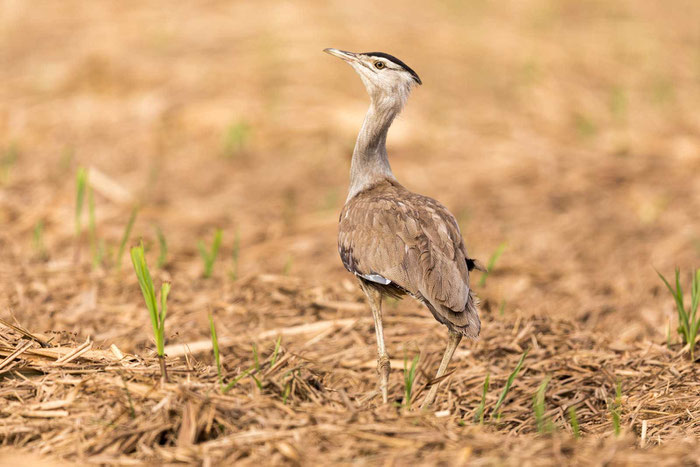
[359,281,390,404]
[421,330,462,409]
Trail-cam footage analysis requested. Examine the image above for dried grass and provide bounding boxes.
[1,0,700,464]
[1,275,700,464]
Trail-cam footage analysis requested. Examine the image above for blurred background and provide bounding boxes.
[1,0,699,349]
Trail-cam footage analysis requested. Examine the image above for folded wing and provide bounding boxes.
[338,181,480,337]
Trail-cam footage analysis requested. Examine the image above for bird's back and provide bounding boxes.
[338,178,481,338]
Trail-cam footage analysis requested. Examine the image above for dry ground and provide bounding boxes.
[1,0,700,464]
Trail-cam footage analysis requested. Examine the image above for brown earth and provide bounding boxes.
[1,0,700,464]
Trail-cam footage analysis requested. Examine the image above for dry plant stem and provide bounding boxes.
[0,317,50,347]
[159,355,168,384]
[422,331,462,409]
[359,280,390,404]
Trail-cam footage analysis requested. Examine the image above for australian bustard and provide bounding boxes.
[325,48,483,408]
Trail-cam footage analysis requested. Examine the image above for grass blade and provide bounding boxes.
[283,254,293,276]
[270,336,282,366]
[33,220,47,260]
[533,376,552,433]
[209,313,223,391]
[568,406,580,439]
[674,269,690,334]
[222,120,250,159]
[0,142,18,185]
[282,378,292,404]
[691,269,700,333]
[611,381,622,436]
[75,167,88,238]
[158,282,170,356]
[155,226,167,268]
[479,242,507,286]
[657,267,700,360]
[222,367,253,394]
[130,245,158,339]
[657,268,684,319]
[199,228,223,278]
[473,373,490,423]
[403,354,420,408]
[130,243,169,382]
[492,349,528,418]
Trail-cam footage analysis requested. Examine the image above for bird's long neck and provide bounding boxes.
[347,98,400,200]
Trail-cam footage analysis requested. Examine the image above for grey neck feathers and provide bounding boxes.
[347,96,402,200]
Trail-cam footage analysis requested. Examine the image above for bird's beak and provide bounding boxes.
[323,48,358,63]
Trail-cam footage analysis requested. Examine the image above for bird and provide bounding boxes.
[324,48,484,408]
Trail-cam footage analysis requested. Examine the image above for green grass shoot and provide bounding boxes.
[270,336,282,366]
[498,300,506,317]
[209,313,223,391]
[220,367,254,394]
[117,207,138,267]
[568,406,580,439]
[222,120,250,158]
[573,112,597,138]
[657,267,700,360]
[250,373,263,390]
[130,244,170,382]
[479,242,507,286]
[492,349,528,419]
[533,376,553,433]
[283,254,293,276]
[33,220,47,260]
[155,226,167,268]
[0,143,18,185]
[611,381,622,436]
[198,228,222,278]
[75,167,88,238]
[473,373,490,424]
[282,378,292,405]
[403,354,420,408]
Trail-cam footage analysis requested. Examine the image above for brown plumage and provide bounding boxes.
[324,48,482,408]
[338,178,482,338]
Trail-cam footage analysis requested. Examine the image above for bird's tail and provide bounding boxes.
[461,289,481,339]
[424,290,481,339]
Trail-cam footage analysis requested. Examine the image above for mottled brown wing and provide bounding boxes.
[338,181,479,337]
[339,191,418,296]
[403,194,471,309]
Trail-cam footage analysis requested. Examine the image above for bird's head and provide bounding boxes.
[324,48,421,110]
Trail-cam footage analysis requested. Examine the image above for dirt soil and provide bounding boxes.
[1,0,700,465]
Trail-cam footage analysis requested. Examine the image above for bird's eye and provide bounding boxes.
[374,61,385,69]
